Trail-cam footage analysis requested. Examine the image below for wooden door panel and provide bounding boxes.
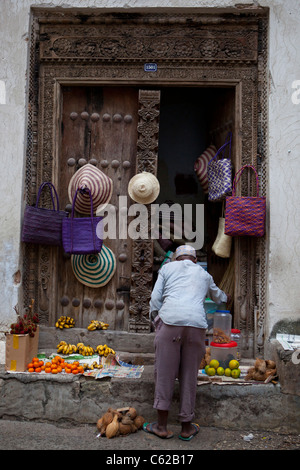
[56,86,138,329]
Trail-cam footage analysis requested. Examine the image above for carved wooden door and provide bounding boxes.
[56,86,140,330]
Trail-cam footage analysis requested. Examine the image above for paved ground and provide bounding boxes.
[0,418,299,454]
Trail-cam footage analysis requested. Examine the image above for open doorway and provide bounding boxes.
[154,86,235,320]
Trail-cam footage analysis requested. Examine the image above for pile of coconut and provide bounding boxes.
[245,358,277,382]
[97,407,146,439]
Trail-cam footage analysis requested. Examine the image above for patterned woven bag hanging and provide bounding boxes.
[207,132,233,202]
[224,164,266,237]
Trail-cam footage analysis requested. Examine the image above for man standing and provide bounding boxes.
[143,245,229,440]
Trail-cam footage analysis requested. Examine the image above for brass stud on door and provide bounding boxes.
[60,296,69,306]
[113,113,122,122]
[67,157,76,166]
[111,160,120,168]
[91,113,100,122]
[78,158,87,166]
[116,300,125,310]
[124,114,133,123]
[81,111,89,120]
[83,298,91,308]
[105,300,114,310]
[70,112,78,120]
[122,161,131,169]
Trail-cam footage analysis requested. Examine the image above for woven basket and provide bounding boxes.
[225,164,266,237]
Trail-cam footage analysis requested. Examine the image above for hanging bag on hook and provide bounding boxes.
[207,132,233,202]
[62,188,103,254]
[212,202,232,258]
[224,164,266,237]
[21,182,68,246]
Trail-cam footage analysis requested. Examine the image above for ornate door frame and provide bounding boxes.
[23,8,269,357]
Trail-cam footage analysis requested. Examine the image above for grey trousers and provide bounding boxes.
[153,318,206,422]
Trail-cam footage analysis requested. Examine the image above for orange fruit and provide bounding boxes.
[35,367,42,373]
[207,367,216,376]
[45,362,51,368]
[57,366,62,373]
[39,361,44,367]
[51,368,58,374]
[32,357,39,362]
[45,367,51,373]
[28,367,34,373]
[72,369,78,374]
[78,366,84,373]
[65,368,72,374]
[27,363,34,369]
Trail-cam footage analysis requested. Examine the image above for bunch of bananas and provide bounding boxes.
[55,316,75,329]
[56,341,77,355]
[87,320,109,331]
[88,361,103,370]
[76,342,95,356]
[96,344,115,357]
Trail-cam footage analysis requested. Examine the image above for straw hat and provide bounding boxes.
[71,245,116,288]
[128,172,160,204]
[68,163,113,215]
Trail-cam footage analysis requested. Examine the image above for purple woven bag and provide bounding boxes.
[21,182,68,246]
[62,188,103,255]
[225,164,266,237]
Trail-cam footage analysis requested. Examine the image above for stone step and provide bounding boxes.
[0,363,299,434]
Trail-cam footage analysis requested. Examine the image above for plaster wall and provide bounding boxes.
[0,0,299,362]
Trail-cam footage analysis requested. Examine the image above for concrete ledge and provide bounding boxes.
[0,365,299,434]
[39,326,155,354]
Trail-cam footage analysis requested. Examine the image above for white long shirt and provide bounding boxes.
[150,259,228,329]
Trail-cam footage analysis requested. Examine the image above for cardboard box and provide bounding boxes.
[5,326,39,372]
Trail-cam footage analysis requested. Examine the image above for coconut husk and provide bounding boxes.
[102,411,114,426]
[134,415,146,430]
[126,407,137,420]
[97,417,104,431]
[266,360,276,369]
[121,415,134,426]
[119,422,132,436]
[254,358,267,374]
[106,414,119,439]
[245,359,277,382]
